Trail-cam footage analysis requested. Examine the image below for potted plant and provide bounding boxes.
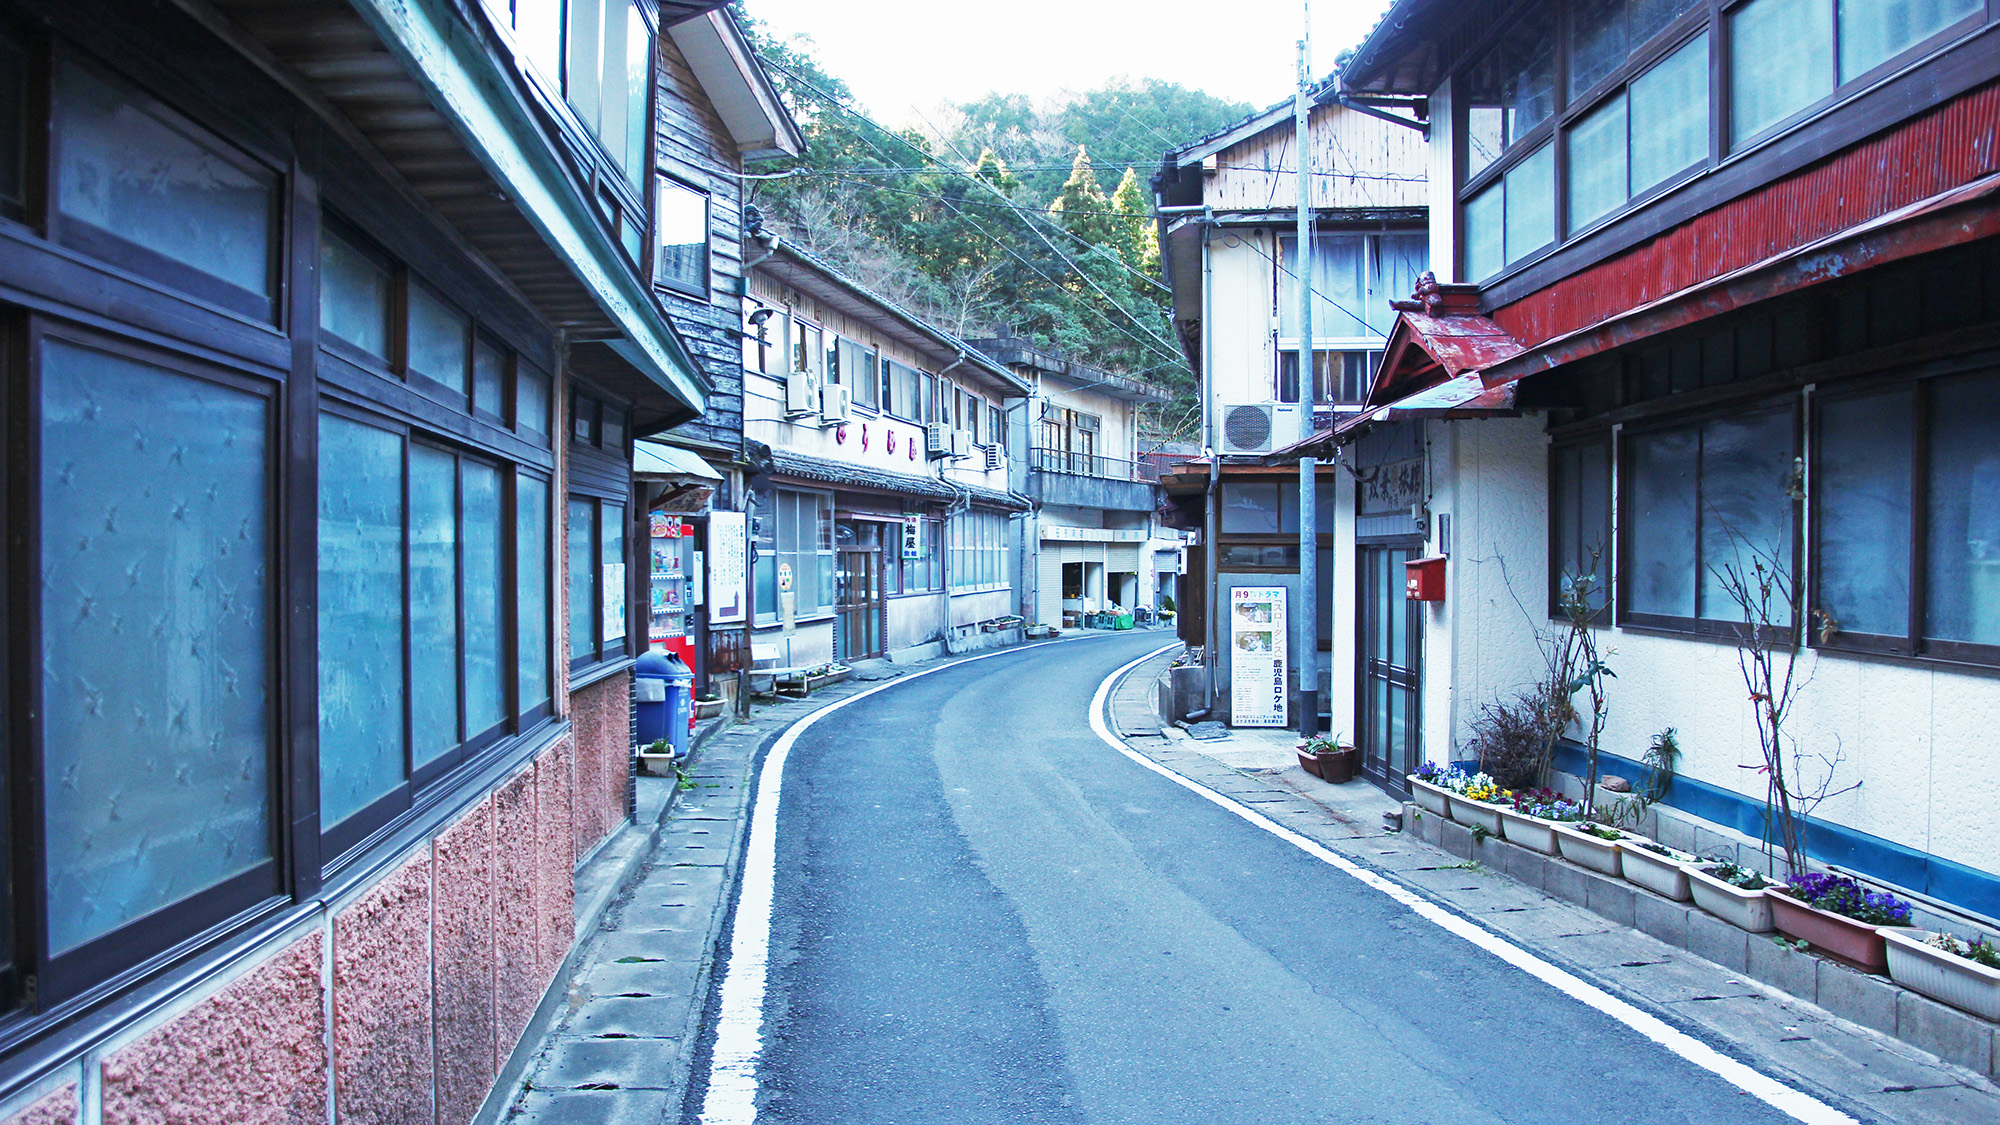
[1297,734,1358,784]
[1619,839,1695,901]
[1880,929,2000,1019]
[694,689,726,720]
[1686,859,1776,932]
[636,736,677,777]
[1408,761,1457,817]
[1768,872,1912,973]
[1553,821,1636,877]
[1445,771,1506,834]
[1496,788,1582,855]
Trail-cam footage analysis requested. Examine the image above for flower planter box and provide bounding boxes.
[1686,866,1775,932]
[694,697,726,720]
[775,668,849,697]
[1618,842,1693,901]
[1408,777,1451,817]
[1495,807,1560,854]
[1880,928,2000,1020]
[1768,891,1890,973]
[1446,794,1504,835]
[1552,823,1628,877]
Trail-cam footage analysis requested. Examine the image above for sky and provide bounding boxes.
[737,0,1397,126]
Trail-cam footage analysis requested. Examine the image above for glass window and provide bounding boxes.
[1464,3,1557,177]
[0,22,22,219]
[514,0,565,90]
[1816,389,1913,638]
[1925,373,2000,645]
[1503,143,1555,265]
[55,59,276,309]
[518,473,551,715]
[602,502,627,648]
[603,404,627,451]
[410,446,459,768]
[1278,234,1368,339]
[1571,0,1701,97]
[1221,483,1281,534]
[1729,0,1834,147]
[473,336,507,420]
[623,0,651,180]
[1839,0,1979,81]
[753,498,777,622]
[463,461,505,733]
[1625,425,1698,618]
[1551,438,1612,619]
[1463,184,1505,282]
[316,412,405,834]
[657,179,709,294]
[1567,93,1629,232]
[1628,33,1709,194]
[517,361,550,436]
[42,340,273,954]
[1697,409,1796,624]
[321,227,393,359]
[566,0,652,186]
[408,283,471,395]
[1367,234,1429,337]
[569,499,595,665]
[565,0,604,135]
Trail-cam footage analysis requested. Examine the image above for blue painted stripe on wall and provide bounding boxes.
[1545,742,1999,920]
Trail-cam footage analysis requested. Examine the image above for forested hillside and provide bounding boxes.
[732,3,1254,442]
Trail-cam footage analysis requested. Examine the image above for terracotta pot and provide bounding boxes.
[1296,748,1324,779]
[1408,777,1451,816]
[1318,748,1357,784]
[1686,866,1775,932]
[1768,890,1890,973]
[1881,927,2000,1019]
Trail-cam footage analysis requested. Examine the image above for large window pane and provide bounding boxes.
[518,362,551,436]
[1839,0,1979,81]
[463,462,505,732]
[1463,184,1505,281]
[1464,3,1556,176]
[602,503,627,647]
[1553,439,1612,616]
[1629,33,1709,194]
[410,446,458,767]
[569,499,595,662]
[1278,234,1368,338]
[42,341,272,953]
[658,180,709,294]
[515,0,565,90]
[1697,409,1796,624]
[1626,426,1698,617]
[624,0,651,183]
[1221,482,1281,534]
[55,60,275,301]
[1818,390,1913,637]
[565,0,604,127]
[1503,143,1555,263]
[518,474,550,714]
[1570,0,1629,97]
[1566,93,1628,232]
[0,24,25,217]
[321,228,392,359]
[473,336,506,419]
[408,284,471,394]
[1368,234,1429,336]
[317,413,405,833]
[1925,373,2000,645]
[1730,0,1833,147]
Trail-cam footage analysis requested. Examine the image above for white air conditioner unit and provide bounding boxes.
[983,444,1002,472]
[1218,401,1303,456]
[784,370,818,416]
[925,422,949,458]
[950,429,974,458]
[820,383,852,424]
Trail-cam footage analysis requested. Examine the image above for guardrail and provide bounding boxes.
[1027,447,1163,482]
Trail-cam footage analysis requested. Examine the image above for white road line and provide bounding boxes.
[1087,646,1860,1125]
[697,636,1109,1125]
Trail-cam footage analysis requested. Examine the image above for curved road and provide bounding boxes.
[694,632,1810,1124]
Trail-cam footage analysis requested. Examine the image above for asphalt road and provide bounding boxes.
[708,632,1805,1125]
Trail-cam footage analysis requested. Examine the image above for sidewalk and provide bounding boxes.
[489,628,1160,1123]
[1109,648,2000,1125]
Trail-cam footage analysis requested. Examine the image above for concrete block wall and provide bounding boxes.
[0,739,580,1125]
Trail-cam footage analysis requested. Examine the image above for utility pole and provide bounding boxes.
[1294,11,1319,740]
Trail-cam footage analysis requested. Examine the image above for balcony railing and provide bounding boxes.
[1028,446,1163,482]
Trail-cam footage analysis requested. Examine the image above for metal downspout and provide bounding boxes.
[1202,223,1222,714]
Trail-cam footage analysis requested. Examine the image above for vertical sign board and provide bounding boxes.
[902,513,920,560]
[1229,586,1288,727]
[707,510,747,625]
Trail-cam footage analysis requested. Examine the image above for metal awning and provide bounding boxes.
[634,440,724,480]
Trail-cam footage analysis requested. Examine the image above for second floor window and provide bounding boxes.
[490,0,653,188]
[657,179,709,295]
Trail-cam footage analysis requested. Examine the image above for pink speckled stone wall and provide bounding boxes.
[491,766,541,1064]
[101,933,325,1125]
[534,742,576,983]
[1,1084,75,1125]
[332,855,434,1125]
[569,674,631,859]
[432,801,497,1125]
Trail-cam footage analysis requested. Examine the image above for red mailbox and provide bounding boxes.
[1405,556,1447,602]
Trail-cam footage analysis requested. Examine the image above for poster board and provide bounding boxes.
[708,510,747,624]
[1229,586,1288,727]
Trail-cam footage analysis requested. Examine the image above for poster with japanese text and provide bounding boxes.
[708,510,747,624]
[1229,586,1288,728]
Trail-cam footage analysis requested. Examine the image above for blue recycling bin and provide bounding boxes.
[635,651,694,756]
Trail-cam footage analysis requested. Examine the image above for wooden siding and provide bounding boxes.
[1204,102,1427,212]
[655,31,749,454]
[1493,79,2000,349]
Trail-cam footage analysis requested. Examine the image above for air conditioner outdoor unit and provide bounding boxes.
[1218,401,1302,456]
[925,422,949,458]
[950,429,974,458]
[784,370,818,416]
[820,383,852,424]
[983,444,1002,472]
